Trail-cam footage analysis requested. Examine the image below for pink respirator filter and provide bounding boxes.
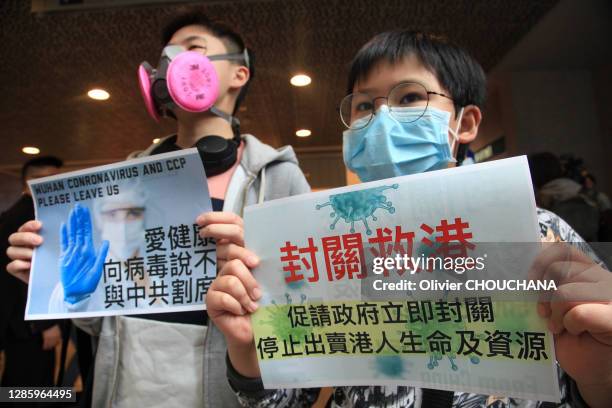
[166,51,220,113]
[138,63,160,121]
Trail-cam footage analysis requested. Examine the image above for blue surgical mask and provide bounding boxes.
[343,105,463,182]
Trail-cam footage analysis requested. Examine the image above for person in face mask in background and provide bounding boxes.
[47,187,148,313]
[6,11,309,408]
[204,31,612,408]
[96,190,147,263]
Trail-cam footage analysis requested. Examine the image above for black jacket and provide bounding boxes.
[0,194,58,348]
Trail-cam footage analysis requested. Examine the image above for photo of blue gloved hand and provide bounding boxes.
[59,203,110,304]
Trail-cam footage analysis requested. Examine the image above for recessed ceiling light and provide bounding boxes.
[153,138,160,144]
[295,129,311,137]
[22,146,40,155]
[290,74,311,87]
[87,89,110,100]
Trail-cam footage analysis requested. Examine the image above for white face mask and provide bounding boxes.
[102,220,144,261]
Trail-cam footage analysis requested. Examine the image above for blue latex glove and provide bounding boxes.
[59,204,109,304]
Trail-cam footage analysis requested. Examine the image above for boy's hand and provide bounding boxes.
[207,258,261,344]
[6,220,44,284]
[197,211,262,377]
[206,258,262,378]
[531,243,612,408]
[196,212,259,270]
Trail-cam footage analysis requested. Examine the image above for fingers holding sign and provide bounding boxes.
[7,220,43,283]
[197,211,244,245]
[528,241,612,407]
[198,211,263,345]
[206,258,261,346]
[529,242,612,331]
[196,211,260,270]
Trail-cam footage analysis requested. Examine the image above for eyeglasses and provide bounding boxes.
[339,81,453,130]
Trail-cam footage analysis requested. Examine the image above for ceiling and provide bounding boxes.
[0,0,559,174]
[493,0,611,72]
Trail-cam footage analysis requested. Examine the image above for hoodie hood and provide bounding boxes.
[233,134,300,213]
[239,134,299,175]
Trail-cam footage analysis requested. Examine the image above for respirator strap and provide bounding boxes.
[210,106,241,140]
[208,49,250,69]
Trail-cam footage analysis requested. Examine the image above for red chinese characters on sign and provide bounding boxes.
[280,238,319,283]
[279,217,474,284]
[367,226,415,276]
[322,233,366,281]
[420,217,475,258]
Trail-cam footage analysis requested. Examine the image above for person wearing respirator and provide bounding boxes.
[7,12,309,408]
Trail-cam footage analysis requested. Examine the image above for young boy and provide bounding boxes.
[203,31,612,407]
[6,12,309,407]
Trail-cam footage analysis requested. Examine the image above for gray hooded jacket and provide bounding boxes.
[73,134,310,407]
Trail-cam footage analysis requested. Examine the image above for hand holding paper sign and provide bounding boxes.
[196,211,259,270]
[531,242,612,407]
[6,219,43,284]
[59,204,109,304]
[21,149,214,318]
[199,211,262,378]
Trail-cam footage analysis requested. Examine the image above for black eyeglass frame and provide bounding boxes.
[339,81,454,130]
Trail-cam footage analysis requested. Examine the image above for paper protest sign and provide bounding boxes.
[245,156,560,402]
[26,148,216,319]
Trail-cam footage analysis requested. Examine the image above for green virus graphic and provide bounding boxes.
[373,355,411,378]
[262,293,311,342]
[316,184,399,235]
[402,297,482,372]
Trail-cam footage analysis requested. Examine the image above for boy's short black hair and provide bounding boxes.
[347,31,486,114]
[161,12,254,115]
[21,156,63,184]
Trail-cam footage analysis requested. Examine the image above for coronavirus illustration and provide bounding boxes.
[401,295,482,372]
[372,355,412,378]
[316,184,399,235]
[263,293,311,342]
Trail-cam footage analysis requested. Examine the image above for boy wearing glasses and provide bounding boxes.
[202,31,612,407]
